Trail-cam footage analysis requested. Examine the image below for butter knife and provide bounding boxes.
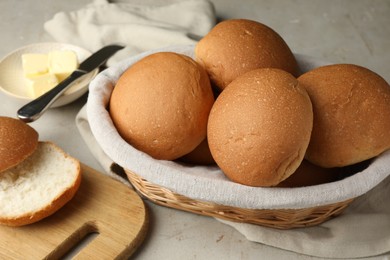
[17,44,124,122]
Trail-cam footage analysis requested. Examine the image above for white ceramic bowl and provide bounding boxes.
[0,42,99,107]
[87,45,390,210]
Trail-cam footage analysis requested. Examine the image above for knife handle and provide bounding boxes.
[17,70,86,123]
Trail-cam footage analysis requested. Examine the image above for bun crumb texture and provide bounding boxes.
[0,142,81,227]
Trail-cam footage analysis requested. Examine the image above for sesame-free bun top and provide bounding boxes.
[109,52,214,160]
[207,68,313,187]
[195,19,299,90]
[0,116,38,173]
[298,64,390,167]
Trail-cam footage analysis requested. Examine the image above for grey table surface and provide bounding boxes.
[0,0,389,259]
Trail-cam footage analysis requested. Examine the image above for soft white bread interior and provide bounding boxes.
[0,141,81,226]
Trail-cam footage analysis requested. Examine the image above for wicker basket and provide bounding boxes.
[125,169,354,229]
[87,45,390,230]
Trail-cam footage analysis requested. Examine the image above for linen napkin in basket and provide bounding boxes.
[45,1,390,258]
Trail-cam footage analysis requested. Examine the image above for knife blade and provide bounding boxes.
[17,44,124,123]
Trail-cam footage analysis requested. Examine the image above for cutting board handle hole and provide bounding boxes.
[51,222,100,259]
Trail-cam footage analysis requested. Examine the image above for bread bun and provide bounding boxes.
[207,68,313,187]
[277,160,340,187]
[195,19,299,90]
[0,116,38,173]
[298,64,390,167]
[0,142,81,226]
[110,52,214,160]
[179,138,215,165]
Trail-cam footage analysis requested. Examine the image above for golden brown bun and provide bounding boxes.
[298,64,390,167]
[0,116,38,173]
[207,68,313,187]
[110,52,215,160]
[277,160,340,187]
[195,19,299,90]
[179,138,215,165]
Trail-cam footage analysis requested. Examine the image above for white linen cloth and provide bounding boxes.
[44,1,390,258]
[44,0,215,65]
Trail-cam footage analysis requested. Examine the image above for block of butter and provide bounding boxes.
[48,51,79,82]
[21,50,78,98]
[21,54,49,77]
[25,73,59,98]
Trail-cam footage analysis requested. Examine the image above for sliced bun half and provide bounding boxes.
[0,142,81,226]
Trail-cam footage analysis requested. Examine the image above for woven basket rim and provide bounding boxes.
[125,168,354,229]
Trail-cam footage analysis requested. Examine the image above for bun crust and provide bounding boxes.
[0,142,81,226]
[207,68,313,187]
[298,64,390,167]
[195,19,298,90]
[277,160,340,187]
[179,138,215,165]
[0,116,38,173]
[110,52,214,160]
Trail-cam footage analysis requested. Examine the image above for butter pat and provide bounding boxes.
[21,50,79,98]
[48,51,78,82]
[21,54,48,77]
[25,73,59,98]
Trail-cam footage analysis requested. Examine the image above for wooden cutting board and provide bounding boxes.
[0,164,148,259]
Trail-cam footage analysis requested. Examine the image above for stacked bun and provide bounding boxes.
[298,64,390,167]
[195,19,299,90]
[109,18,390,188]
[0,116,81,226]
[179,139,215,165]
[277,160,341,188]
